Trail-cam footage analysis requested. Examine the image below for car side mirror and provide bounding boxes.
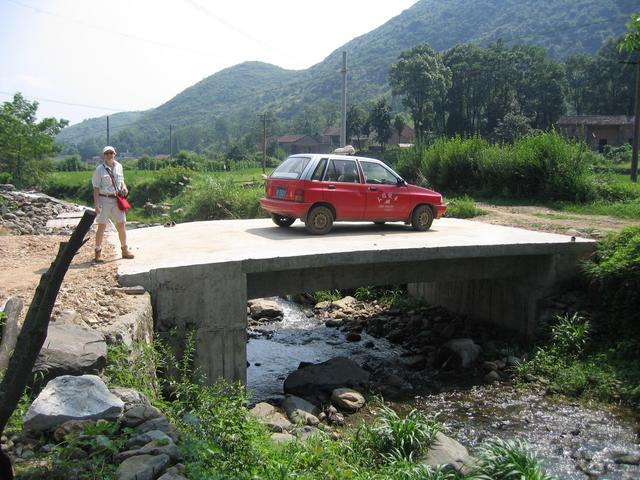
[396,178,406,186]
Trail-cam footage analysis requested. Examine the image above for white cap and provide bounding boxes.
[103,145,116,154]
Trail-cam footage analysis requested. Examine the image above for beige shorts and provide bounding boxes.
[96,196,126,225]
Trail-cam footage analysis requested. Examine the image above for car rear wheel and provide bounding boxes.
[305,206,334,235]
[271,214,295,227]
[411,205,434,231]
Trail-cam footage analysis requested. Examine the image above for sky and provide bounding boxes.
[0,0,418,125]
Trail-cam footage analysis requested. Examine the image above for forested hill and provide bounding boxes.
[56,0,636,154]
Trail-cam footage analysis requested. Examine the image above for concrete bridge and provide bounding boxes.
[115,218,594,384]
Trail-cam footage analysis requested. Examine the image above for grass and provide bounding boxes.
[515,313,640,404]
[444,195,486,219]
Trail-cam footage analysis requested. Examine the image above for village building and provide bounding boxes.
[557,115,634,152]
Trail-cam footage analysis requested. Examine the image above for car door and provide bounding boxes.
[360,160,412,221]
[320,158,367,220]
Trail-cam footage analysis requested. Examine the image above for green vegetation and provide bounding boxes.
[95,335,557,480]
[0,93,67,187]
[398,132,601,202]
[444,196,486,219]
[476,439,556,480]
[584,226,640,333]
[517,313,640,403]
[354,404,441,463]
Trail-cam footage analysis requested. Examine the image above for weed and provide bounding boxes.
[476,438,557,480]
[445,195,486,219]
[313,290,343,302]
[354,404,441,464]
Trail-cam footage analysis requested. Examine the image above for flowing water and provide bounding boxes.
[246,297,640,479]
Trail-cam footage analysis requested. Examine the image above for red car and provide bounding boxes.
[260,154,447,234]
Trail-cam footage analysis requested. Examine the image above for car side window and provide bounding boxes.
[360,161,398,185]
[311,158,328,181]
[325,159,360,183]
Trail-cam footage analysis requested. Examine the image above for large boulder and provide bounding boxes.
[283,357,370,403]
[422,432,477,474]
[23,375,124,432]
[248,299,284,320]
[436,339,482,369]
[34,324,107,382]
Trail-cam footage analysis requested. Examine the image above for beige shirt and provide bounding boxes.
[92,161,124,194]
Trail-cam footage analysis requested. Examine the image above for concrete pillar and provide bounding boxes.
[149,262,247,384]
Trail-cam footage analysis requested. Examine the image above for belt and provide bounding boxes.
[99,193,116,198]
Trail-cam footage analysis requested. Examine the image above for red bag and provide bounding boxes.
[116,194,131,212]
[105,165,132,212]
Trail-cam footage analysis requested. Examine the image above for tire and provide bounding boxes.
[305,206,334,235]
[271,214,295,227]
[411,205,434,231]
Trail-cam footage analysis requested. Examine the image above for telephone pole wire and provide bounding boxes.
[340,51,347,147]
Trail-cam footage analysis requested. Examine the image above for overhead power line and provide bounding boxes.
[0,90,130,112]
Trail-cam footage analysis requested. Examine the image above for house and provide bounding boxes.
[557,115,634,152]
[271,134,333,155]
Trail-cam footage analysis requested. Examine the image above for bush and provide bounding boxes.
[0,171,12,184]
[398,132,599,202]
[476,438,555,480]
[180,177,265,221]
[128,166,192,205]
[354,404,441,464]
[583,226,640,334]
[444,195,486,218]
[603,143,632,164]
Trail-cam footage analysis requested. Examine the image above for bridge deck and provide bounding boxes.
[117,218,593,278]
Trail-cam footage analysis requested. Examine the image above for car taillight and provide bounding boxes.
[294,189,304,202]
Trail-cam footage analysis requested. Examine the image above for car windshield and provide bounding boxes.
[271,156,311,179]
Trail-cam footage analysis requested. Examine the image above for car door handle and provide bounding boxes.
[368,187,377,191]
[327,185,336,189]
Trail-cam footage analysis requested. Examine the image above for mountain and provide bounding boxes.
[57,111,143,145]
[57,0,637,154]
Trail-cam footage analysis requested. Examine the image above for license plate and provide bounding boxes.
[276,186,287,198]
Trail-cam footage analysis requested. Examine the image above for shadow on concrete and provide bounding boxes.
[246,222,440,240]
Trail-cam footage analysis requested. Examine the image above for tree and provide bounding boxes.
[347,104,367,150]
[389,44,452,140]
[0,93,67,187]
[369,98,392,152]
[492,112,534,144]
[393,113,407,144]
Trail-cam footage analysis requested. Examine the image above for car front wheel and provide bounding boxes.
[271,214,295,227]
[411,205,434,231]
[305,206,334,235]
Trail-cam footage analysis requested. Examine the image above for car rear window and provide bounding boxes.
[271,156,311,179]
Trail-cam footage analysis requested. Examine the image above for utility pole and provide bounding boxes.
[340,51,347,147]
[259,113,267,173]
[169,124,173,159]
[631,60,640,182]
[106,115,110,145]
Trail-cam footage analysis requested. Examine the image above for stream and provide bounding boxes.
[246,297,640,480]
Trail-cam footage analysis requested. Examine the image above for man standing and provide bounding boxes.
[91,145,135,262]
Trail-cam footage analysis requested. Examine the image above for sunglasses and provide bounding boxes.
[104,151,115,155]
